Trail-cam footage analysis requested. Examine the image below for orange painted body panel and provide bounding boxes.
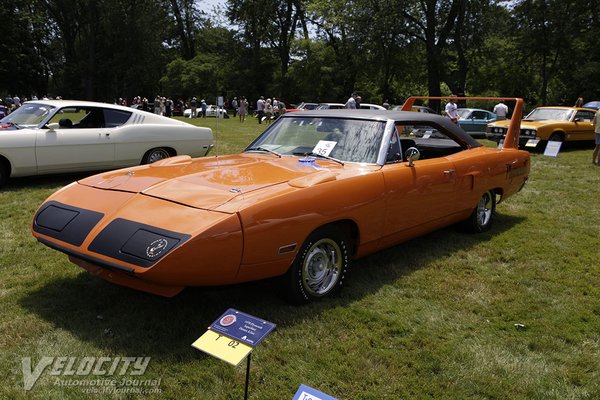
[32,101,530,297]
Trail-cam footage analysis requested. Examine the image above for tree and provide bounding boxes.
[227,0,309,98]
[401,0,463,110]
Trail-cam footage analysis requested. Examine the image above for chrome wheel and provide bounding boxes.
[301,238,343,297]
[463,190,496,233]
[476,192,494,228]
[143,148,170,164]
[285,225,350,304]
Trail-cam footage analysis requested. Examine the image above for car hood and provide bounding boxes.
[489,119,563,129]
[78,154,339,210]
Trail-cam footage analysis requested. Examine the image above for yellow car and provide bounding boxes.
[487,106,596,147]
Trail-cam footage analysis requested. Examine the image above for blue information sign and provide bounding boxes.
[292,384,337,400]
[209,308,276,347]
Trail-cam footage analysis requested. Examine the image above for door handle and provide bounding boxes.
[443,169,455,175]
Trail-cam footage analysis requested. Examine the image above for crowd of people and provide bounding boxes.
[1,94,63,116]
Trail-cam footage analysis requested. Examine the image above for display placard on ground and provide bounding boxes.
[292,384,338,400]
[192,308,276,367]
[210,308,277,347]
[544,140,563,157]
[525,139,540,148]
[191,329,253,366]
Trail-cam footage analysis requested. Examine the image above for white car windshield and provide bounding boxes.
[525,108,572,121]
[248,116,386,164]
[0,103,55,127]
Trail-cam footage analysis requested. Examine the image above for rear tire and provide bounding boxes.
[285,225,350,304]
[463,191,496,233]
[142,148,171,164]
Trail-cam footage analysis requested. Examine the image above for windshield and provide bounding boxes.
[525,108,572,121]
[247,116,386,164]
[0,103,55,126]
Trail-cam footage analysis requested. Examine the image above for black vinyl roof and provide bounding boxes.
[281,109,482,149]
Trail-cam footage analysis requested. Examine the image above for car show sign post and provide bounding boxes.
[191,308,276,399]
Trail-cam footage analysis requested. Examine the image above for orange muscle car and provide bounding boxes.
[32,97,530,303]
[487,106,596,147]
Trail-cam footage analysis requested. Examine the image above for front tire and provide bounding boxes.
[285,226,350,304]
[464,190,496,233]
[0,161,8,187]
[142,148,171,164]
[548,132,564,142]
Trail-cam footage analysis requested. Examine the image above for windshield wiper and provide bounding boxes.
[246,146,282,158]
[293,152,344,166]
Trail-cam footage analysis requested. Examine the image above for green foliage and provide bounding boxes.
[2,0,600,106]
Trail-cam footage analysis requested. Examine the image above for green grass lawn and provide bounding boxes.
[1,119,599,399]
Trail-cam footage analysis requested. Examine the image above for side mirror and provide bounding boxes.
[46,122,59,130]
[405,147,420,167]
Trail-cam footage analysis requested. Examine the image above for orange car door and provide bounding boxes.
[380,157,457,247]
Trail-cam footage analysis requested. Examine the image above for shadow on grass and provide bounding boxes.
[20,213,525,359]
[2,172,96,191]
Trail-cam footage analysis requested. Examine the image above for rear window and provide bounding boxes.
[104,109,131,127]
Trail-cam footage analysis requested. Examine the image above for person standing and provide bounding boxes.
[575,97,584,107]
[154,95,162,115]
[231,97,238,118]
[493,100,509,120]
[592,107,600,165]
[190,97,198,118]
[345,93,357,109]
[445,97,459,123]
[200,100,207,118]
[256,96,265,124]
[238,96,248,122]
[264,98,273,125]
[165,97,173,117]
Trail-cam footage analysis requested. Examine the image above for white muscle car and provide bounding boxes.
[0,100,213,186]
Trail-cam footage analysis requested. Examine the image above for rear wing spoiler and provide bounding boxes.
[401,96,524,149]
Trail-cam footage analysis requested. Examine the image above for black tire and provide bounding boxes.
[142,148,171,164]
[0,161,8,187]
[285,225,350,304]
[548,132,564,142]
[463,190,496,233]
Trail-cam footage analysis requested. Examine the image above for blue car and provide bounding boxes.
[582,101,600,110]
[457,108,497,137]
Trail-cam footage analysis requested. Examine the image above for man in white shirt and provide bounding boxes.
[257,96,265,124]
[445,97,459,123]
[345,93,357,109]
[493,101,509,120]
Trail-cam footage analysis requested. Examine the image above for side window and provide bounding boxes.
[104,109,132,127]
[386,129,401,163]
[395,122,464,160]
[48,108,89,129]
[575,111,594,122]
[472,111,487,120]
